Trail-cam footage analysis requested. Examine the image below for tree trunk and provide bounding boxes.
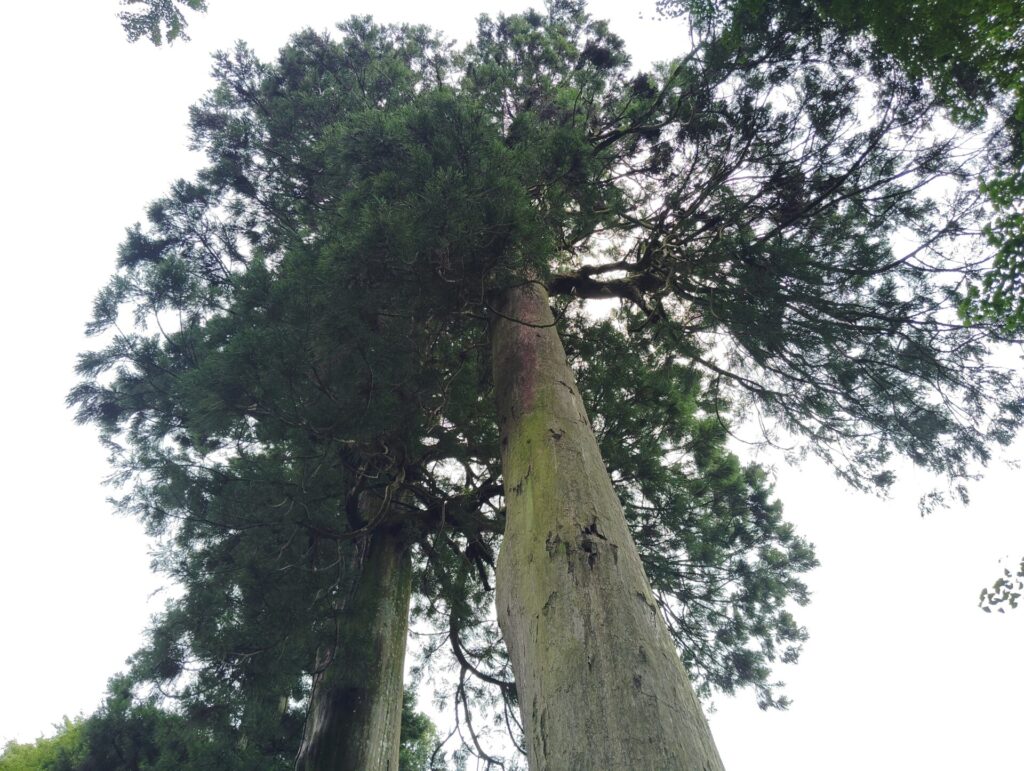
[294,524,412,771]
[491,282,725,770]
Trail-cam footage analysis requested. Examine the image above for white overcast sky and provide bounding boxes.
[1,1,1022,768]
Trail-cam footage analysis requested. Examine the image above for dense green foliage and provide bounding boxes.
[399,691,442,771]
[78,0,1024,761]
[965,171,1024,333]
[0,676,294,770]
[0,680,438,771]
[659,0,1022,122]
[659,0,1024,613]
[658,0,1024,329]
[0,719,87,771]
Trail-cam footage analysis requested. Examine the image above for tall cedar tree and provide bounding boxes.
[75,1,1022,766]
[78,8,818,765]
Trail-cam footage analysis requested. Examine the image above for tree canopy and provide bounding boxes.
[657,0,1024,330]
[659,0,1024,613]
[77,0,1024,763]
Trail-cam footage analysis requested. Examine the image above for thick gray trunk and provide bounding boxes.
[492,282,725,770]
[295,525,412,771]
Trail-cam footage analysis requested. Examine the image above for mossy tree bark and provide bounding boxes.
[491,282,725,770]
[294,524,412,771]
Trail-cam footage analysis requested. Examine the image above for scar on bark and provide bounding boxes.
[545,532,563,557]
[537,703,548,761]
[545,532,578,574]
[570,520,619,568]
[636,591,658,614]
[512,464,532,496]
[542,591,558,616]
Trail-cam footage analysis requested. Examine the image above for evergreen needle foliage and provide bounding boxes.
[119,0,208,45]
[656,0,1024,331]
[659,0,1024,611]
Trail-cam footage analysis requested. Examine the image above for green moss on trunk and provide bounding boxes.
[492,282,725,770]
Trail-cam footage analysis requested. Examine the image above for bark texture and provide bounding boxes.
[295,525,412,771]
[492,282,725,770]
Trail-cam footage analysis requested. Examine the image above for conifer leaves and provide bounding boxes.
[118,0,206,45]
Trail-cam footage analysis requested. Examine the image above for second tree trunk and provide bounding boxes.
[294,524,412,771]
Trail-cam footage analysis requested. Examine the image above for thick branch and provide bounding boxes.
[547,270,662,305]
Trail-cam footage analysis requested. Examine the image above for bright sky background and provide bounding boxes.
[1,1,1022,768]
